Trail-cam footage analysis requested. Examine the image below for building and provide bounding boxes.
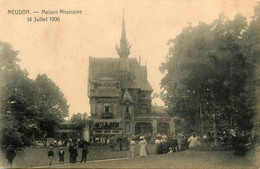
[56,122,79,140]
[87,14,175,137]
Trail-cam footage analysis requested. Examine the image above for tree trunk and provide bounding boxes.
[229,113,233,129]
[213,112,217,146]
[200,102,204,135]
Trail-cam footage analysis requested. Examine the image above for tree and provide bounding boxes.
[151,105,167,117]
[0,42,38,147]
[71,112,86,129]
[71,113,86,134]
[0,42,70,149]
[34,74,69,137]
[160,8,259,144]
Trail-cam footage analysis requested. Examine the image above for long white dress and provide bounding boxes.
[129,140,136,157]
[139,140,147,157]
[188,136,198,148]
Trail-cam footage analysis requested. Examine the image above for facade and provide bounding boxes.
[87,14,175,137]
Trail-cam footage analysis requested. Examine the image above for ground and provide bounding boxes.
[0,144,259,168]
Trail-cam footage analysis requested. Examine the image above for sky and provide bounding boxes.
[0,0,259,118]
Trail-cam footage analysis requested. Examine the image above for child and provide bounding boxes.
[168,147,173,154]
[48,147,54,167]
[58,147,65,164]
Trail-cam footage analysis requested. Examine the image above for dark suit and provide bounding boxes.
[69,145,73,163]
[71,147,78,163]
[81,147,89,163]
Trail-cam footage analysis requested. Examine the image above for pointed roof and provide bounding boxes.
[116,10,131,58]
[121,9,126,41]
[122,88,133,103]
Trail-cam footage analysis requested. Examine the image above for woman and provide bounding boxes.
[188,133,198,148]
[129,138,136,158]
[139,137,147,157]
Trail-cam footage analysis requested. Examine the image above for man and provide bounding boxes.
[171,136,179,152]
[5,145,16,167]
[58,147,65,164]
[72,145,78,163]
[48,147,54,167]
[69,143,73,163]
[81,145,89,163]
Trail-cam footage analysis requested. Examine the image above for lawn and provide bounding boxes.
[0,143,157,168]
[55,149,260,168]
[0,144,259,168]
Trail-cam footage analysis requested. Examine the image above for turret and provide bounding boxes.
[116,10,131,71]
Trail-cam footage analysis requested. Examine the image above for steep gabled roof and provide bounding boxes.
[88,57,120,82]
[88,57,153,91]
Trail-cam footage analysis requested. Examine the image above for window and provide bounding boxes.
[125,106,130,117]
[141,104,147,114]
[105,106,110,113]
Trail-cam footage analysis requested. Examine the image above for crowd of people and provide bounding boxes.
[3,129,259,167]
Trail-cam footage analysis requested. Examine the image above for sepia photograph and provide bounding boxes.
[0,0,260,168]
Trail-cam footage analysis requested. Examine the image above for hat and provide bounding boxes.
[50,147,53,149]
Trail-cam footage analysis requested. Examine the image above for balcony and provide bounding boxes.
[102,112,113,119]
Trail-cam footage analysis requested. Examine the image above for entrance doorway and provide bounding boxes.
[135,122,153,135]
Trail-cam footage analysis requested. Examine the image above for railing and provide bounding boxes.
[102,112,113,119]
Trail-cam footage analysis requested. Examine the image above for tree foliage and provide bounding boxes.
[160,3,260,135]
[71,112,87,133]
[151,105,168,117]
[34,74,69,137]
[0,42,69,149]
